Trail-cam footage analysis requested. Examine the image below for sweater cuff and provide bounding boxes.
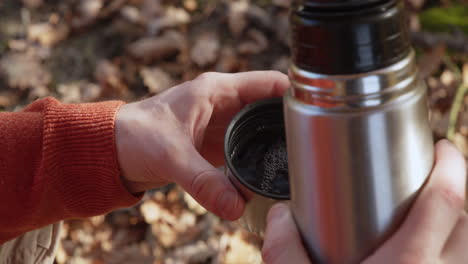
[42,98,141,217]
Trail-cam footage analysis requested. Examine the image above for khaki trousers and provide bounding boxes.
[0,222,62,264]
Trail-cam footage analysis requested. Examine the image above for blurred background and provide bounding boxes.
[0,0,467,263]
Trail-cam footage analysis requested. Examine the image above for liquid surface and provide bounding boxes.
[232,128,289,196]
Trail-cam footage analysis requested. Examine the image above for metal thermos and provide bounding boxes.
[285,0,434,263]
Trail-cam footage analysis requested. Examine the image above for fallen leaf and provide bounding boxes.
[275,12,290,45]
[184,0,198,12]
[140,67,174,94]
[95,60,128,97]
[127,31,185,63]
[22,0,43,8]
[247,4,272,29]
[146,7,191,35]
[272,56,289,73]
[417,45,445,80]
[72,0,104,29]
[184,192,207,215]
[220,230,262,264]
[228,1,248,37]
[0,91,19,108]
[28,22,70,46]
[120,5,143,24]
[215,46,242,73]
[238,29,268,55]
[430,109,450,138]
[272,0,292,7]
[170,241,216,263]
[191,33,220,67]
[0,53,51,90]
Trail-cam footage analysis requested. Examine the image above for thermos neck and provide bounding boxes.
[289,50,418,108]
[290,0,410,75]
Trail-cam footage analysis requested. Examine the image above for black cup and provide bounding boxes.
[224,97,290,235]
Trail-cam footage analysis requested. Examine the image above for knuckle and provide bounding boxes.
[397,248,433,264]
[195,72,220,81]
[433,185,465,210]
[189,170,212,200]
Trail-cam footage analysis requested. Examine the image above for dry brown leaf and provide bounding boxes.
[440,69,456,86]
[170,241,216,263]
[407,0,426,10]
[275,12,290,45]
[272,56,289,73]
[0,91,19,108]
[104,243,154,264]
[140,67,174,94]
[238,29,268,55]
[184,0,198,12]
[247,4,272,29]
[100,0,128,18]
[191,33,220,67]
[228,1,248,37]
[127,31,185,63]
[418,45,445,80]
[0,53,51,90]
[22,0,43,8]
[216,46,241,73]
[8,39,29,52]
[95,60,128,97]
[409,13,421,32]
[72,0,104,29]
[147,7,191,35]
[430,110,450,137]
[219,230,262,264]
[120,5,142,24]
[28,22,70,46]
[184,192,207,215]
[272,0,292,7]
[140,0,164,22]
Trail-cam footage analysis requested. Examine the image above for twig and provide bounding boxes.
[445,56,468,140]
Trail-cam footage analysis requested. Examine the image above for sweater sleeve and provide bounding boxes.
[0,97,141,243]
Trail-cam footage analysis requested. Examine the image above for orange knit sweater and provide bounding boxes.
[0,98,141,244]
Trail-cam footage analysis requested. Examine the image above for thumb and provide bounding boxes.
[262,203,312,264]
[172,145,245,221]
[365,139,467,262]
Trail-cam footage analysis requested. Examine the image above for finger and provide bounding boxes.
[196,71,289,117]
[221,71,290,103]
[172,144,245,221]
[381,139,466,256]
[442,213,468,262]
[262,203,312,264]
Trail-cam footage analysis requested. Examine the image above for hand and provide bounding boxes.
[262,140,467,264]
[115,71,289,220]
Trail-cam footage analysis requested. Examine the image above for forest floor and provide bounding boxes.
[0,0,467,263]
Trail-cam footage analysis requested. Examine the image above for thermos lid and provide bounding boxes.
[291,0,411,74]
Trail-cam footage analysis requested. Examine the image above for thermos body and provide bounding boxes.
[284,51,434,263]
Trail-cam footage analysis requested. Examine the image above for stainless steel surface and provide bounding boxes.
[284,50,434,264]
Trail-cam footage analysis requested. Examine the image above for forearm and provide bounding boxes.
[0,98,141,243]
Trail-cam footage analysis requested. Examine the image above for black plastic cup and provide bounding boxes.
[224,97,290,235]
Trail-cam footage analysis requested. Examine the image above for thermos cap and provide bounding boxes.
[291,0,411,74]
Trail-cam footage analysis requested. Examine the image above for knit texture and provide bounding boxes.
[0,98,141,243]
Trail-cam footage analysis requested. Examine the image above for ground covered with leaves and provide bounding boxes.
[0,0,467,263]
